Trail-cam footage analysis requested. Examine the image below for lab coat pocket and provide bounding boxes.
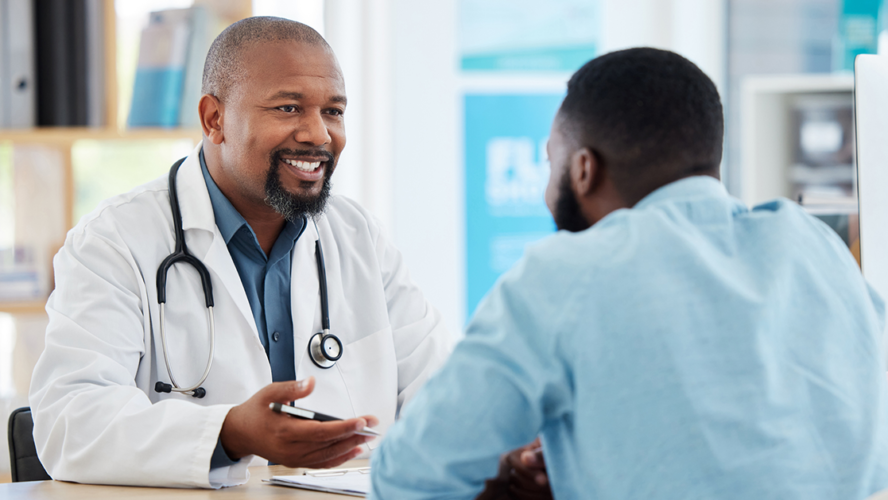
[337,326,397,449]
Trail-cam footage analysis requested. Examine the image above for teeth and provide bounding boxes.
[283,159,322,172]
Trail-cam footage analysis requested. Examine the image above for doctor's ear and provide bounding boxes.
[199,94,225,145]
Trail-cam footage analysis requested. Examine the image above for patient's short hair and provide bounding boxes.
[202,16,330,101]
[559,48,724,206]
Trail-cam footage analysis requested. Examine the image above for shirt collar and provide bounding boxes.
[633,175,731,210]
[199,148,249,245]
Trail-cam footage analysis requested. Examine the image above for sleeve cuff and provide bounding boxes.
[207,436,251,489]
[210,435,239,470]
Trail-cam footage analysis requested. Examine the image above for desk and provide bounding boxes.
[0,460,369,499]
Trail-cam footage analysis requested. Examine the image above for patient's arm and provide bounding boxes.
[368,247,574,499]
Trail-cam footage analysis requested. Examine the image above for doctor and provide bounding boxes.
[29,17,452,488]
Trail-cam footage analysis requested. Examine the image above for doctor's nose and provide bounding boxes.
[294,111,332,146]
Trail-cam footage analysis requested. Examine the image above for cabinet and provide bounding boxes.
[739,74,856,206]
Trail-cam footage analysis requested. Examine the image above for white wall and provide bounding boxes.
[391,0,462,332]
[602,0,727,94]
[324,0,395,232]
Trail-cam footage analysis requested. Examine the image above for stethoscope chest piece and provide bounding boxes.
[308,331,343,369]
[307,234,342,369]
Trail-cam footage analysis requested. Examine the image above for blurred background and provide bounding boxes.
[0,0,877,479]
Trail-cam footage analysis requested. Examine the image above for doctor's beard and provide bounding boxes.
[264,149,334,221]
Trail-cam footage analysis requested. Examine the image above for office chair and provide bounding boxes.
[7,407,51,482]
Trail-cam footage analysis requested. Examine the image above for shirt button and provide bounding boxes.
[272,332,281,342]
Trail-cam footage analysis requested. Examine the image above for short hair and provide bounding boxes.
[201,16,330,101]
[558,47,724,206]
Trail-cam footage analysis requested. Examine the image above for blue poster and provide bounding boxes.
[835,0,883,71]
[465,94,564,320]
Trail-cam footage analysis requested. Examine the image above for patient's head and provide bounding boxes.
[545,48,724,232]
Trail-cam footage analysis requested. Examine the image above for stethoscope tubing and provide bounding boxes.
[159,304,215,395]
[155,157,344,397]
[155,158,216,398]
[315,237,331,331]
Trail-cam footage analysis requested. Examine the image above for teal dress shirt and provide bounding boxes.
[200,149,305,377]
[371,176,888,499]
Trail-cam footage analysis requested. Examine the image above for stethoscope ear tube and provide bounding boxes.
[157,253,214,308]
[156,158,214,308]
[154,157,215,398]
[157,303,215,398]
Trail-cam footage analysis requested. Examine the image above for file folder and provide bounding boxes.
[2,0,35,127]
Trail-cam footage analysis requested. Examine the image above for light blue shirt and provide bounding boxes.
[371,176,888,499]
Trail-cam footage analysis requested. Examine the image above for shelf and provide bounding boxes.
[742,74,854,94]
[0,300,47,315]
[0,127,203,144]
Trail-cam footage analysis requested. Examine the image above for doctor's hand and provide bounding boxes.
[219,377,379,468]
[477,438,552,500]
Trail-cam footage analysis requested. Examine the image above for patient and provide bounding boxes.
[370,48,888,499]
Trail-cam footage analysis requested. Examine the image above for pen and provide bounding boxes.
[304,466,371,476]
[269,402,381,437]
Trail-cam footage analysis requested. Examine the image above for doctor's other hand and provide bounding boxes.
[476,437,552,500]
[219,377,379,468]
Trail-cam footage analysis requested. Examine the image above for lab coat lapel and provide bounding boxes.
[175,142,260,341]
[291,220,322,368]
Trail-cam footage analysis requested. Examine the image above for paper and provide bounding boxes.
[267,473,370,497]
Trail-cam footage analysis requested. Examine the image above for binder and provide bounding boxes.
[34,0,73,126]
[0,0,6,127]
[2,0,35,127]
[70,0,89,126]
[85,0,105,126]
[128,9,192,127]
[33,0,93,126]
[178,6,218,127]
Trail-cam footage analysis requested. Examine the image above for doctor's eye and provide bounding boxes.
[277,105,298,113]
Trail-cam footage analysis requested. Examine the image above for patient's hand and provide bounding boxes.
[476,438,552,500]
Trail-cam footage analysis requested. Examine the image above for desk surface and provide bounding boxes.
[0,460,369,499]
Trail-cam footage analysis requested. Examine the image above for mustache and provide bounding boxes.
[273,149,335,163]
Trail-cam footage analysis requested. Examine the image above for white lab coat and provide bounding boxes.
[28,143,454,488]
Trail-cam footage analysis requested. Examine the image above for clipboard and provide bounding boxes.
[264,468,370,497]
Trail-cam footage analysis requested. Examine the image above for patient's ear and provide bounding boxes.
[570,147,600,198]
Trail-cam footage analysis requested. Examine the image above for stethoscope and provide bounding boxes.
[154,158,344,399]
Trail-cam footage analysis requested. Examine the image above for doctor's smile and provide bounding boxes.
[275,150,333,184]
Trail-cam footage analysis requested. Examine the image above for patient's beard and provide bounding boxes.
[264,151,333,221]
[553,166,591,232]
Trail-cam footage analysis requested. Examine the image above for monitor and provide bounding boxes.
[855,53,888,355]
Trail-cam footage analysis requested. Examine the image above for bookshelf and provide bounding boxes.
[0,127,204,143]
[0,0,250,314]
[0,300,46,315]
